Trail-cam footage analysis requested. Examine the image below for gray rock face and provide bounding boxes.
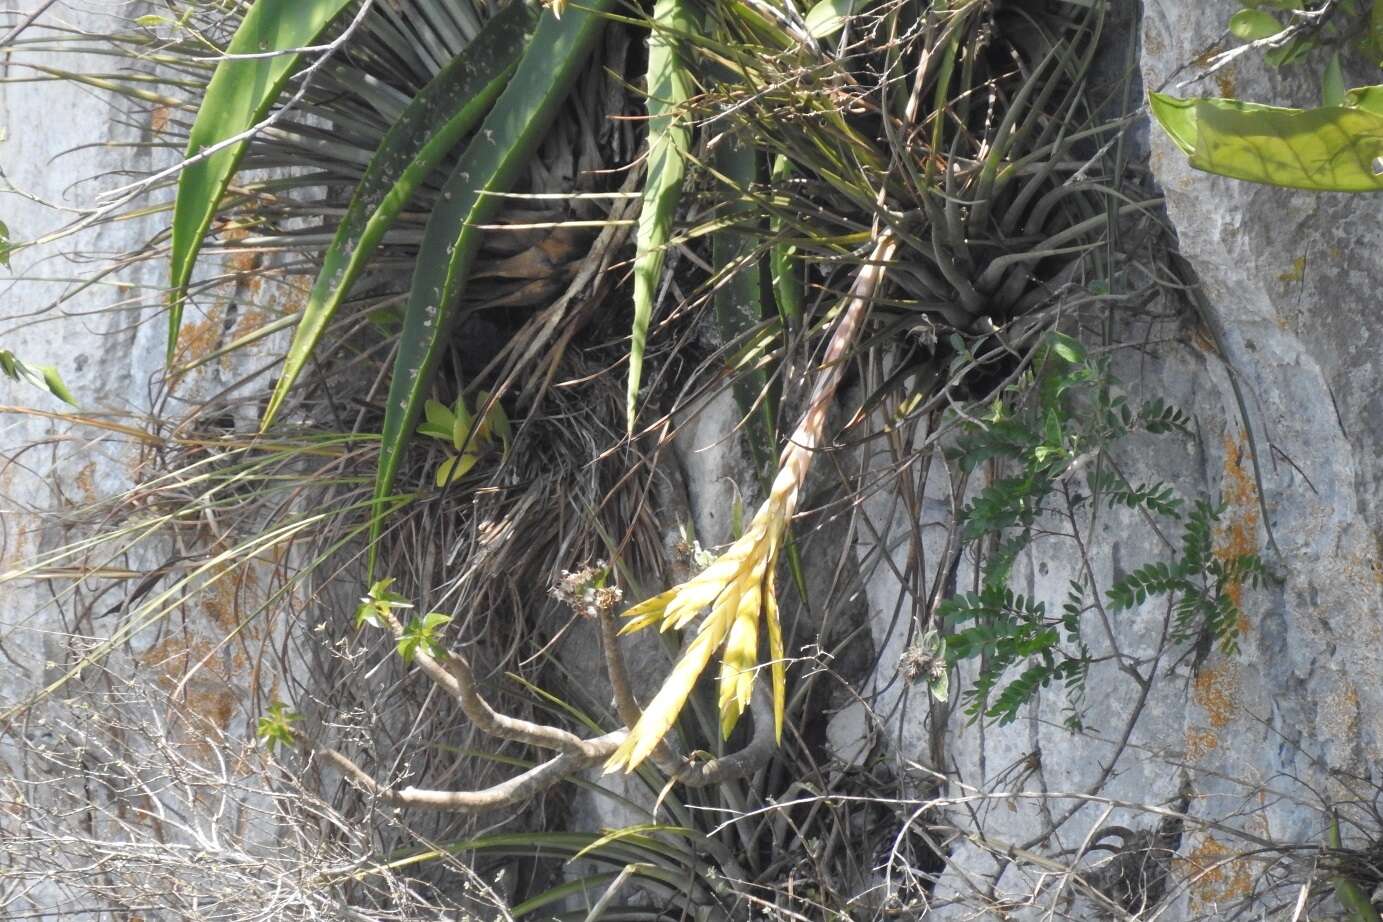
[5,2,1383,919]
[866,4,1383,918]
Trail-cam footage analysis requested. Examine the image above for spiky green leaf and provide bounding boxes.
[260,1,534,429]
[169,0,357,360]
[371,1,615,564]
[627,0,695,432]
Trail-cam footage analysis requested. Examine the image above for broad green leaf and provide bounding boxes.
[1346,84,1383,116]
[1148,91,1383,192]
[0,219,12,269]
[355,577,411,629]
[169,0,357,361]
[259,1,534,429]
[371,0,616,565]
[804,0,858,39]
[1323,52,1345,108]
[1228,8,1281,41]
[627,0,695,432]
[1046,332,1086,365]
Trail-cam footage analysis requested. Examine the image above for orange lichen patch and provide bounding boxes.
[1179,835,1255,910]
[1185,727,1219,761]
[139,633,247,744]
[231,305,269,341]
[170,305,224,372]
[196,560,268,635]
[1216,433,1261,630]
[1192,661,1238,729]
[1215,72,1236,100]
[150,105,170,134]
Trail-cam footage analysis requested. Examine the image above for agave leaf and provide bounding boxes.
[169,0,357,361]
[1148,91,1383,192]
[371,0,615,562]
[627,0,696,432]
[259,0,535,429]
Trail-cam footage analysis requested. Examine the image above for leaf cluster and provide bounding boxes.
[943,333,1264,728]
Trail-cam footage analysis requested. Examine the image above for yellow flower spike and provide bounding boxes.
[763,566,785,741]
[717,563,764,731]
[605,599,737,773]
[619,587,677,627]
[605,233,898,772]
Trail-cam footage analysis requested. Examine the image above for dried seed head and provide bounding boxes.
[549,561,622,619]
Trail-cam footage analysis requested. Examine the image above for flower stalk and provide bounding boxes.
[606,233,898,772]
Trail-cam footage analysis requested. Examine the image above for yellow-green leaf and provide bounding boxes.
[449,396,475,453]
[169,0,357,361]
[418,398,455,442]
[1148,91,1383,192]
[435,452,479,488]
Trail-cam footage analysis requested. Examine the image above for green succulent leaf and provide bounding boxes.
[713,132,775,481]
[0,218,13,269]
[1148,91,1383,191]
[628,0,695,432]
[370,0,615,567]
[169,0,357,361]
[259,0,535,429]
[418,398,458,443]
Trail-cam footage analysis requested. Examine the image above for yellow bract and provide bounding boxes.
[605,493,790,773]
